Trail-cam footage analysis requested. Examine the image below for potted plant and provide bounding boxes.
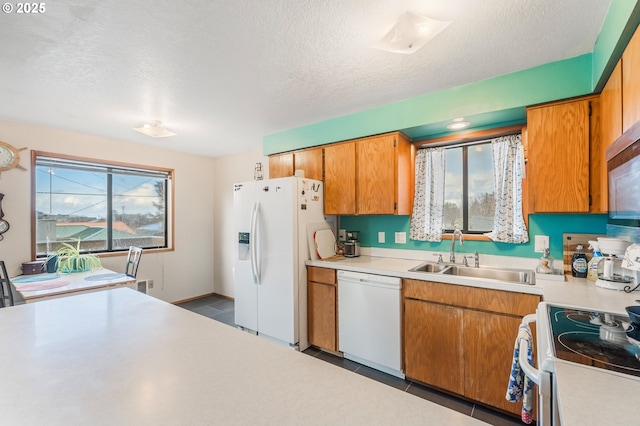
[55,240,102,273]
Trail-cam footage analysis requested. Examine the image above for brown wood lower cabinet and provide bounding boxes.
[404,299,464,394]
[403,279,540,416]
[307,266,338,352]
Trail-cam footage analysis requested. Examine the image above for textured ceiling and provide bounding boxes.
[0,0,611,157]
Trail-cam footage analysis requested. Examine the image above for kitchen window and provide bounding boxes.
[411,129,528,244]
[32,152,173,257]
[443,141,495,233]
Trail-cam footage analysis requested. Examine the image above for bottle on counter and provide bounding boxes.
[571,245,588,278]
[536,248,554,274]
[587,241,602,281]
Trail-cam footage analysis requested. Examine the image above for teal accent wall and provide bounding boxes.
[592,0,640,90]
[263,55,593,155]
[339,214,608,261]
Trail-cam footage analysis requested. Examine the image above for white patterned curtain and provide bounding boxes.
[410,147,445,242]
[485,134,529,243]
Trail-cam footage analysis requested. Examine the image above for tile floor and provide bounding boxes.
[176,294,531,426]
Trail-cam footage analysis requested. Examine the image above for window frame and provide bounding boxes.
[413,124,525,240]
[31,151,175,259]
[442,141,494,235]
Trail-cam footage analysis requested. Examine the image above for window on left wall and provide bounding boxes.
[33,152,173,257]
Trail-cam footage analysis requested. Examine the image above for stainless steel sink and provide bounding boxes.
[442,265,535,284]
[408,262,450,273]
[408,261,535,284]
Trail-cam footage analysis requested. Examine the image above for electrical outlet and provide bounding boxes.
[378,231,385,243]
[534,235,549,253]
[394,232,406,244]
[148,280,154,289]
[338,229,346,241]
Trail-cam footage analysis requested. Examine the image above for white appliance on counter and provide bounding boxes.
[338,270,404,378]
[519,302,640,425]
[233,177,325,350]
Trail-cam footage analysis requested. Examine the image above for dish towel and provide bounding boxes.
[506,323,534,424]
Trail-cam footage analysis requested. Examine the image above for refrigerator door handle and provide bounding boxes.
[250,201,261,284]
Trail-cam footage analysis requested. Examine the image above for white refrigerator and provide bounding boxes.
[233,176,326,350]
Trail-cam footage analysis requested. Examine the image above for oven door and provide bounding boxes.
[519,304,561,426]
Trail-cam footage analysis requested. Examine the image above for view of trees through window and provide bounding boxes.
[443,142,495,232]
[34,154,171,256]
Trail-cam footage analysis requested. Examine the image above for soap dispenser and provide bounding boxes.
[536,248,554,274]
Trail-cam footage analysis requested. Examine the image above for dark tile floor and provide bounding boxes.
[177,294,530,426]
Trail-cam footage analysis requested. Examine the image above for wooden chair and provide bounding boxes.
[125,247,143,278]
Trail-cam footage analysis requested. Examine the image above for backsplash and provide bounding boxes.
[338,214,608,261]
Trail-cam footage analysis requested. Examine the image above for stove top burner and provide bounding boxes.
[549,307,640,378]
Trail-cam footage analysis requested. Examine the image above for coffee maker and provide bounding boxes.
[344,231,361,257]
[595,237,635,290]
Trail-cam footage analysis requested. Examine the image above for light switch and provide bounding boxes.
[378,232,385,243]
[534,235,549,253]
[394,232,406,244]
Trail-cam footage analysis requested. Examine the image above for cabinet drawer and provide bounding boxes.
[458,287,540,316]
[403,278,540,317]
[307,266,336,285]
[403,279,459,305]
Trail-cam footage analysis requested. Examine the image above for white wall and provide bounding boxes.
[0,118,216,303]
[212,147,268,297]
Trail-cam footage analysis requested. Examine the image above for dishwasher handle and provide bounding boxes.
[519,313,541,385]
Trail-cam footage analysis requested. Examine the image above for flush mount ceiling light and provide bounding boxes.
[373,11,451,54]
[133,120,176,138]
[446,117,471,130]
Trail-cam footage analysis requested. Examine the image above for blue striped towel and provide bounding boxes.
[506,323,534,424]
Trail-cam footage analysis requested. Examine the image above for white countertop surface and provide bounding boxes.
[307,253,640,424]
[307,254,640,314]
[0,288,486,426]
[554,361,640,426]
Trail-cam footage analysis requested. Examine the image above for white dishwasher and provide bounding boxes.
[337,270,404,378]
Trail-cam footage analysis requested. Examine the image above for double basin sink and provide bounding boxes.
[408,261,535,285]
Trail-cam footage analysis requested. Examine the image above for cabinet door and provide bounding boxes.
[307,280,337,351]
[463,309,522,416]
[324,142,356,215]
[357,135,396,214]
[294,148,323,181]
[404,299,464,394]
[623,25,640,133]
[527,99,590,212]
[269,153,294,178]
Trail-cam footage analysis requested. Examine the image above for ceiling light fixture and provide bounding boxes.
[446,117,471,130]
[373,11,451,54]
[133,120,176,138]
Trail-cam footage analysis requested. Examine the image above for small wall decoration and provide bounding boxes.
[0,140,27,177]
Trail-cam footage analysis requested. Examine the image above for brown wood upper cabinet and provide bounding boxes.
[324,132,413,215]
[526,96,601,213]
[623,24,640,133]
[268,147,323,181]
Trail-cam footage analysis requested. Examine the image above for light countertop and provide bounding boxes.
[307,252,640,424]
[0,288,486,426]
[307,254,640,314]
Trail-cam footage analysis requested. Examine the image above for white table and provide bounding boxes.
[0,288,485,426]
[12,268,136,302]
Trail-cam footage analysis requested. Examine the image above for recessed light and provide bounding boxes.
[446,118,470,130]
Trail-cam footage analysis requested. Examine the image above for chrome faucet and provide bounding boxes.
[450,229,464,263]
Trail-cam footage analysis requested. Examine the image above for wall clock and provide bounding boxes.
[0,140,27,176]
[0,193,8,240]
